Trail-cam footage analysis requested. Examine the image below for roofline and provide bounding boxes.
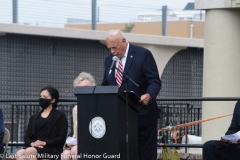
[0,23,204,48]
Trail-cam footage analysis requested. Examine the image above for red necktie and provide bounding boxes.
[116,58,123,87]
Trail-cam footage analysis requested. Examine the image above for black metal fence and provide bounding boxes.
[1,100,76,153]
[1,97,239,154]
[158,103,202,145]
[10,104,75,143]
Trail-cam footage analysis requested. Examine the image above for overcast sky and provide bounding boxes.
[104,0,195,9]
[0,0,195,27]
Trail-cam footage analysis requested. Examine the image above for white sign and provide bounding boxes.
[89,117,106,139]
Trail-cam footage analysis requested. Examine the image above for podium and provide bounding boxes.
[74,86,141,160]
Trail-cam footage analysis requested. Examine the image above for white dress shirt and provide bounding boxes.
[115,43,129,77]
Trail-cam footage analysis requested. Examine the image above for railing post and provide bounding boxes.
[166,104,169,143]
[11,105,14,153]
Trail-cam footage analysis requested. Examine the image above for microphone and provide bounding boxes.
[109,56,118,75]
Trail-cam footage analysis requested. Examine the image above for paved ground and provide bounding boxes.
[157,148,202,160]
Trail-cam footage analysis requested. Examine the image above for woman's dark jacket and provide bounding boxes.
[24,108,68,156]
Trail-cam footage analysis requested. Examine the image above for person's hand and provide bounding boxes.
[237,138,240,144]
[34,140,46,146]
[30,142,36,147]
[139,93,151,105]
[220,137,230,146]
[36,145,44,148]
[72,135,77,139]
[67,144,74,148]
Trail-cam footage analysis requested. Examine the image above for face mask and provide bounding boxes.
[39,98,51,109]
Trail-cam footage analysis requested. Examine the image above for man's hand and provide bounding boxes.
[139,93,151,105]
[237,138,240,144]
[220,138,230,146]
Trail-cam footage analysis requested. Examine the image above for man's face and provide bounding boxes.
[106,38,126,58]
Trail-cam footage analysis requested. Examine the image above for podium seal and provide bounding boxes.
[89,117,106,139]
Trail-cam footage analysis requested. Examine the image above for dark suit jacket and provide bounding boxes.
[24,108,68,156]
[102,43,161,128]
[225,101,240,135]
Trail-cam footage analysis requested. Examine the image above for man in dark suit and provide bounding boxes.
[203,100,240,160]
[102,30,161,160]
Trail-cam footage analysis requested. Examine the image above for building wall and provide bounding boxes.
[0,34,203,100]
[160,48,203,108]
[0,33,108,100]
[0,33,204,141]
[131,21,162,35]
[65,20,205,39]
[168,21,205,39]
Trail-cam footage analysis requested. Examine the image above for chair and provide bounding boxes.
[2,128,10,160]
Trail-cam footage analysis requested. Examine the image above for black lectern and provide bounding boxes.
[74,86,141,160]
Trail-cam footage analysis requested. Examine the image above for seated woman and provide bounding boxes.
[61,72,95,160]
[16,86,68,160]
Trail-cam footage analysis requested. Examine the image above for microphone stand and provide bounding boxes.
[115,66,139,160]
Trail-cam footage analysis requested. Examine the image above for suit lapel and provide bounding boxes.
[124,44,135,74]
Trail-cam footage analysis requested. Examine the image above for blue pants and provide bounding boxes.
[203,140,240,160]
[0,144,3,160]
[138,122,158,160]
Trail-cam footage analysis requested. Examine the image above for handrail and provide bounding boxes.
[8,142,204,148]
[9,142,24,146]
[0,99,77,102]
[158,143,203,148]
[159,114,233,143]
[0,97,239,102]
[3,97,239,150]
[156,97,240,101]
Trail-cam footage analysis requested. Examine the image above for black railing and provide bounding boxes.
[1,97,239,154]
[3,102,76,153]
[158,103,202,145]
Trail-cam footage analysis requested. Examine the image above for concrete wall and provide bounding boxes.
[195,0,240,142]
[195,0,240,9]
[65,20,205,39]
[138,44,185,77]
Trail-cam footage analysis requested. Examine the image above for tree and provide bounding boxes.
[122,23,135,33]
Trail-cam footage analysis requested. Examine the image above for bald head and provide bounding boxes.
[106,30,125,41]
[106,30,128,58]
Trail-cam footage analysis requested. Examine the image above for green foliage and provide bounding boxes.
[122,23,135,33]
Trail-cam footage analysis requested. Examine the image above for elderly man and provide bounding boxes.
[102,30,161,160]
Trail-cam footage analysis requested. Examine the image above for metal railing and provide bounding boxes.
[157,97,239,150]
[1,100,76,153]
[1,97,239,153]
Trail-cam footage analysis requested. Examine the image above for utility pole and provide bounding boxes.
[92,0,97,30]
[162,5,167,36]
[13,0,18,23]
